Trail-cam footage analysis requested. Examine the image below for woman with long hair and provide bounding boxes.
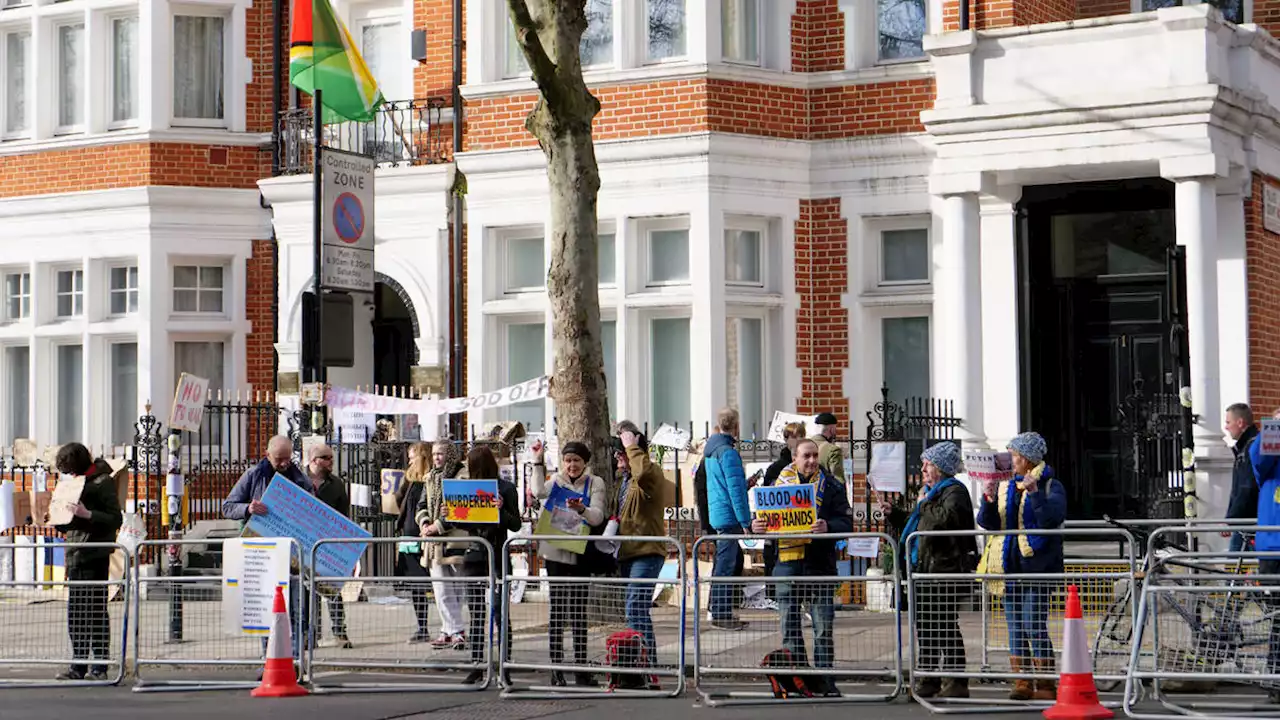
[414,440,467,649]
[394,442,434,643]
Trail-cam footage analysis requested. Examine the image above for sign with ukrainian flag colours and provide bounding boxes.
[443,479,500,524]
[289,0,384,122]
[750,483,816,533]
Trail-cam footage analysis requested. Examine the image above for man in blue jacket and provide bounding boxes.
[1251,409,1280,701]
[704,407,751,630]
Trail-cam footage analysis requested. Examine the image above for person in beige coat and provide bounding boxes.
[530,439,606,687]
[414,440,468,649]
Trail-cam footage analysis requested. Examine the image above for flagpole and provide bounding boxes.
[311,88,325,386]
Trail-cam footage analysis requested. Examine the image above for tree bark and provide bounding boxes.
[506,0,612,480]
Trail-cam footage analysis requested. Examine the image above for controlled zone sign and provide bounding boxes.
[321,148,375,293]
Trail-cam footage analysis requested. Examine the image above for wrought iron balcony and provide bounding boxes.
[276,97,449,175]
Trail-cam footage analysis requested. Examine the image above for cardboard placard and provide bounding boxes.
[380,469,405,515]
[169,373,210,432]
[47,476,85,527]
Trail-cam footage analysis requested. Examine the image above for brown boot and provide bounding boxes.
[1032,657,1057,701]
[938,677,970,698]
[1008,657,1035,701]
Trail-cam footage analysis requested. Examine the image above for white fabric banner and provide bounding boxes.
[314,376,552,419]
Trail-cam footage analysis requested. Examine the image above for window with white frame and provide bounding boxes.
[505,1,613,78]
[173,265,224,313]
[882,315,929,406]
[4,272,30,321]
[651,316,690,422]
[877,0,926,62]
[56,21,85,131]
[726,316,764,436]
[110,265,139,315]
[506,322,546,429]
[174,340,224,441]
[356,9,405,101]
[173,13,226,123]
[111,15,139,125]
[503,19,528,79]
[56,268,84,318]
[111,342,137,445]
[503,233,546,292]
[3,29,30,136]
[725,226,763,286]
[57,343,83,443]
[646,0,686,62]
[4,345,28,443]
[1138,0,1244,23]
[880,227,930,285]
[598,231,616,286]
[645,223,690,286]
[721,0,759,64]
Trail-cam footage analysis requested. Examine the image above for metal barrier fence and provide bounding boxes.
[0,542,130,687]
[691,531,904,707]
[906,528,1138,714]
[499,535,686,699]
[306,536,495,693]
[131,538,304,693]
[1122,525,1280,720]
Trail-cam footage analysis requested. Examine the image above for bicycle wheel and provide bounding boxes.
[1093,586,1134,692]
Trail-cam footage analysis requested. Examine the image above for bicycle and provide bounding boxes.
[1091,517,1274,693]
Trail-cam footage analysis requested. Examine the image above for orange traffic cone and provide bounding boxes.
[1044,585,1112,720]
[251,586,309,698]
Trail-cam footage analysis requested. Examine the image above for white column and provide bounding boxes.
[690,201,725,430]
[1215,187,1249,411]
[1175,177,1222,451]
[978,194,1020,450]
[936,192,985,444]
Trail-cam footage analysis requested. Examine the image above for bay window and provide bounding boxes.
[725,227,762,286]
[647,227,690,285]
[726,316,764,437]
[111,16,139,125]
[174,340,225,442]
[110,265,139,315]
[721,0,759,64]
[650,317,690,422]
[56,269,84,318]
[173,14,226,122]
[57,22,85,130]
[57,344,83,443]
[506,322,546,429]
[173,265,225,313]
[882,316,930,406]
[581,0,613,67]
[5,345,28,443]
[646,0,686,62]
[877,0,927,62]
[111,342,138,445]
[5,272,30,321]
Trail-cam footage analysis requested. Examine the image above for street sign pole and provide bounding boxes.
[310,88,325,386]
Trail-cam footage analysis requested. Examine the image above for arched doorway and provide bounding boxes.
[372,273,419,391]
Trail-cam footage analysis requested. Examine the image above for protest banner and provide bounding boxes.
[964,450,1014,483]
[765,411,823,444]
[443,479,499,523]
[1263,419,1280,456]
[650,424,691,450]
[243,475,370,578]
[221,538,291,636]
[169,373,210,432]
[380,469,405,514]
[436,376,551,416]
[749,483,817,533]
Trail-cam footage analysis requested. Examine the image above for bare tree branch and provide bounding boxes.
[507,0,563,107]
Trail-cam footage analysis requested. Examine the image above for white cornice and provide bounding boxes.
[0,186,270,238]
[0,129,273,156]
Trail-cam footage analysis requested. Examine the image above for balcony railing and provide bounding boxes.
[276,97,449,175]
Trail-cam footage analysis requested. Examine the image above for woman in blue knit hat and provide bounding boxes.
[976,431,1067,702]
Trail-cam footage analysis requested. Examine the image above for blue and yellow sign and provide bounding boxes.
[750,483,816,533]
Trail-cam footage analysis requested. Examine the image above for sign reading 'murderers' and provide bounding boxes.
[320,148,375,293]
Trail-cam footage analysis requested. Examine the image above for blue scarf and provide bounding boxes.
[902,477,962,567]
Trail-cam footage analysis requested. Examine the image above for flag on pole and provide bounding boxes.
[289,0,385,123]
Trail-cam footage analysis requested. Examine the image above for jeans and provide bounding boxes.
[774,560,836,668]
[1005,580,1054,659]
[67,557,112,676]
[915,581,967,673]
[711,528,744,621]
[621,554,665,663]
[1230,532,1254,553]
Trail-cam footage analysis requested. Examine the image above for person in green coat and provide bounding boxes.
[809,412,846,482]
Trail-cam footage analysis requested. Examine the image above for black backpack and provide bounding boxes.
[762,648,813,699]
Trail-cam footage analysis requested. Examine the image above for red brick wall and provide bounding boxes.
[415,0,463,101]
[1076,0,1129,19]
[791,0,845,72]
[0,143,269,198]
[794,199,850,436]
[150,144,271,187]
[1256,1,1280,34]
[246,239,276,395]
[810,78,934,138]
[245,0,281,133]
[943,0,1075,30]
[1246,174,1280,414]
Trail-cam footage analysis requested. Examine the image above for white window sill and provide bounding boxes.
[0,127,272,155]
[859,289,933,307]
[725,291,785,307]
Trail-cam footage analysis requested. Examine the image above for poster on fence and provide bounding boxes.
[964,450,1014,484]
[380,469,405,514]
[243,474,371,578]
[749,483,816,533]
[222,538,291,636]
[868,441,907,493]
[443,479,499,523]
[1262,419,1280,456]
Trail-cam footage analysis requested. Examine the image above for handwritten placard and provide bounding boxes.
[243,474,371,578]
[750,483,816,533]
[1262,419,1280,456]
[47,476,85,527]
[650,424,691,450]
[169,373,210,432]
[765,412,823,444]
[869,441,907,493]
[443,479,499,523]
[846,536,880,560]
[964,450,1014,483]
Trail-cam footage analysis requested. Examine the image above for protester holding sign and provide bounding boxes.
[53,443,124,682]
[413,440,468,650]
[615,421,668,670]
[750,438,851,697]
[1250,408,1280,703]
[704,408,752,631]
[531,440,606,687]
[976,431,1067,702]
[394,443,436,644]
[306,443,352,650]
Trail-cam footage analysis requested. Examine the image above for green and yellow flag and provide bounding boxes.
[289,0,384,122]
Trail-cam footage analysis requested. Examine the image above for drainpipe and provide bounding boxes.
[271,0,282,176]
[960,0,970,30]
[449,0,465,436]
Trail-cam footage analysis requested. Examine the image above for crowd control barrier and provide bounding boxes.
[1123,524,1280,720]
[498,535,686,699]
[131,538,304,693]
[0,541,130,688]
[307,536,495,693]
[906,527,1138,714]
[691,531,904,707]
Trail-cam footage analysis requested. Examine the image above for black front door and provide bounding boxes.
[1018,180,1176,520]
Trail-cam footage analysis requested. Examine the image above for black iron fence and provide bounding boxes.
[277,97,450,175]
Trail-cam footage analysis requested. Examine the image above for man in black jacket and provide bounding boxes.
[1225,403,1260,552]
[53,443,124,681]
[751,439,852,697]
[306,443,352,648]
